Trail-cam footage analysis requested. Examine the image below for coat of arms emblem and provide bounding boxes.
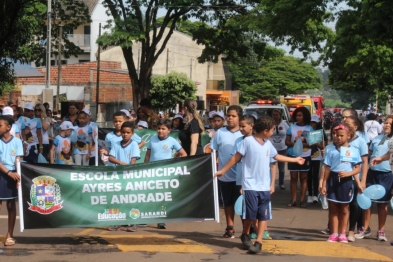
[28,176,63,214]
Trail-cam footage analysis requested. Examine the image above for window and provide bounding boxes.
[67,28,74,38]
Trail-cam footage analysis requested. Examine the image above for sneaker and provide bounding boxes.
[280,185,285,190]
[157,223,166,229]
[378,231,387,242]
[339,234,348,243]
[312,196,318,203]
[347,235,355,242]
[106,226,121,231]
[263,231,272,240]
[327,233,339,242]
[307,196,313,203]
[321,228,330,235]
[223,228,235,238]
[250,232,258,239]
[240,233,253,249]
[354,228,372,239]
[249,241,262,254]
[138,224,147,228]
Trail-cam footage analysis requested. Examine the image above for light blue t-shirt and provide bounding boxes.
[369,135,391,172]
[233,136,245,185]
[356,130,370,144]
[74,125,93,155]
[324,145,361,172]
[105,131,142,148]
[109,140,140,165]
[210,127,242,182]
[10,124,20,137]
[147,135,182,162]
[237,136,277,191]
[286,124,314,157]
[349,135,369,179]
[0,136,23,170]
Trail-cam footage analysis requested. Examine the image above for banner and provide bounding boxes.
[98,128,212,163]
[19,154,218,230]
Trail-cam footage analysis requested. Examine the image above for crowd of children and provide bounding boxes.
[1,101,392,253]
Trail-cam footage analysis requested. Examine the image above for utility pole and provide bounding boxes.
[45,0,52,89]
[95,23,101,120]
[166,48,169,74]
[56,26,62,110]
[190,58,192,79]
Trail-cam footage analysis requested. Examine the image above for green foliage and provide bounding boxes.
[229,48,321,102]
[150,72,197,110]
[0,82,16,97]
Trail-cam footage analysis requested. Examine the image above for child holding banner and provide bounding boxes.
[145,118,187,229]
[0,115,24,246]
[50,121,76,165]
[321,123,361,243]
[73,111,93,166]
[100,111,144,166]
[210,105,243,239]
[215,116,305,253]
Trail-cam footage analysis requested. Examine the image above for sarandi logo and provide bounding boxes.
[129,208,140,219]
[28,176,63,215]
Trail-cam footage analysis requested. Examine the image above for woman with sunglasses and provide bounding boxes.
[34,103,50,161]
[269,109,289,189]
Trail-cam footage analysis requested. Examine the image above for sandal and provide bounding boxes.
[287,201,296,207]
[4,238,15,246]
[300,201,307,208]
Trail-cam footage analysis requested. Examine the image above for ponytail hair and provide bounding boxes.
[184,99,205,134]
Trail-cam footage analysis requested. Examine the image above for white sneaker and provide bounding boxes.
[378,231,387,241]
[312,196,318,203]
[307,196,313,203]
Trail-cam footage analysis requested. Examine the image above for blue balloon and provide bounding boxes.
[234,195,243,216]
[357,193,372,210]
[363,185,386,200]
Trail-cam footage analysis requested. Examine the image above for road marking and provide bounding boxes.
[75,228,96,236]
[264,240,393,261]
[94,234,214,253]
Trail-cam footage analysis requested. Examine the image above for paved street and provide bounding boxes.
[1,172,392,262]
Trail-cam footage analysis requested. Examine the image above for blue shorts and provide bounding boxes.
[288,156,311,172]
[0,170,18,200]
[327,171,354,203]
[218,180,241,207]
[243,190,271,221]
[367,169,393,203]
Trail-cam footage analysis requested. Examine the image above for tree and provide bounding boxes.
[99,0,263,110]
[228,47,321,102]
[150,71,197,111]
[1,0,90,88]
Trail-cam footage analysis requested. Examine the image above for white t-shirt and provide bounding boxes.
[364,120,382,141]
[286,124,314,157]
[269,120,289,151]
[237,136,277,191]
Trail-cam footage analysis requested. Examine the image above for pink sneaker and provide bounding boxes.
[339,234,348,243]
[327,234,339,242]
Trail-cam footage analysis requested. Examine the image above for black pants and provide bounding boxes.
[307,160,320,196]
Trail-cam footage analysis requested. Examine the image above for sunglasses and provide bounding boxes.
[35,109,42,112]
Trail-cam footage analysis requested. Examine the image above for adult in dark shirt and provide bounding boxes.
[179,99,205,156]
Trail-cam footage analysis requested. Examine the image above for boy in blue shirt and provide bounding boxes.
[215,116,304,253]
[0,116,24,246]
[145,118,187,229]
[108,122,140,166]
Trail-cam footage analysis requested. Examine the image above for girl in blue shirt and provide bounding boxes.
[361,116,393,242]
[0,116,24,246]
[322,123,361,243]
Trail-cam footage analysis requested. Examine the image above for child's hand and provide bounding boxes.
[99,148,108,155]
[8,171,20,182]
[270,184,275,195]
[357,182,364,193]
[370,157,382,166]
[295,157,305,165]
[85,153,90,160]
[214,170,224,178]
[338,171,351,177]
[320,149,325,157]
[321,185,327,195]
